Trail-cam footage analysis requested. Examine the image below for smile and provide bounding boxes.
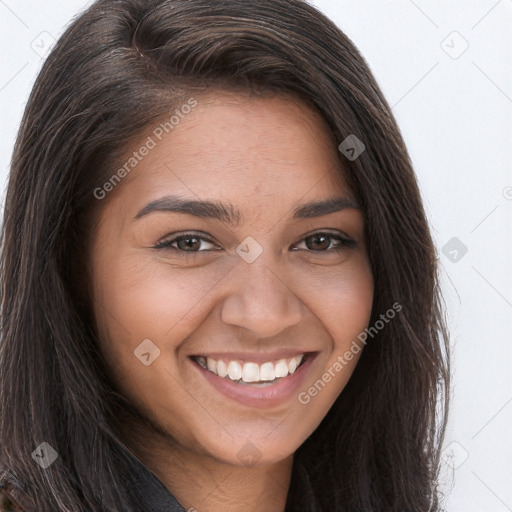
[189,351,318,408]
[192,354,306,385]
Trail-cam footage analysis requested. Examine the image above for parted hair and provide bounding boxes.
[0,0,449,510]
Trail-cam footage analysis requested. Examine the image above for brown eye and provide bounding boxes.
[176,236,202,251]
[154,233,221,253]
[293,232,356,253]
[305,234,331,251]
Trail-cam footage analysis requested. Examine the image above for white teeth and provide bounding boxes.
[207,357,216,373]
[259,362,275,381]
[288,355,302,374]
[227,361,242,381]
[217,360,228,378]
[195,354,305,384]
[242,362,260,383]
[274,359,288,378]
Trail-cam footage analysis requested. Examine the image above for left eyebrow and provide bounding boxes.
[292,197,359,218]
[133,195,359,225]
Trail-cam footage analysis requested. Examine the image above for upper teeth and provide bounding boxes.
[195,354,305,383]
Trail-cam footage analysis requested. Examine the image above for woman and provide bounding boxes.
[0,0,450,510]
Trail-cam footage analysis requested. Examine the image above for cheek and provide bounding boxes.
[91,251,231,373]
[302,256,374,337]
[328,273,373,342]
[292,262,373,423]
[300,259,373,374]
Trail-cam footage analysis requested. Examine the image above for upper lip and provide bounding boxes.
[190,350,317,363]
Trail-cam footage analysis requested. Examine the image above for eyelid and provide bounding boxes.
[299,228,354,243]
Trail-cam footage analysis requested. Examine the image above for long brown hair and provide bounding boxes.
[0,0,449,510]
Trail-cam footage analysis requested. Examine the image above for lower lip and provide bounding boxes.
[191,355,316,409]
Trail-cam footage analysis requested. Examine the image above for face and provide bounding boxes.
[88,91,374,469]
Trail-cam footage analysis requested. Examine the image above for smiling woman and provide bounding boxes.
[0,1,449,512]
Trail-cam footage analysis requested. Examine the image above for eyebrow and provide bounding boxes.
[134,195,359,225]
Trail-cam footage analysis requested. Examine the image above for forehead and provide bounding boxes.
[104,91,354,219]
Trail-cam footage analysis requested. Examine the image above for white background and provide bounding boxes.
[1,1,511,510]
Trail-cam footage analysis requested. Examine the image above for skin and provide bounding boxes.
[88,91,374,512]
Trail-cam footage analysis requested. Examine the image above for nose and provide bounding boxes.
[220,256,304,338]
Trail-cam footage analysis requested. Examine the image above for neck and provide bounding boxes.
[122,423,293,512]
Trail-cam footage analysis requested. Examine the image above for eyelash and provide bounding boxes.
[153,231,356,256]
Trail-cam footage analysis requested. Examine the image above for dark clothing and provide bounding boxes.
[120,449,186,512]
[0,448,186,512]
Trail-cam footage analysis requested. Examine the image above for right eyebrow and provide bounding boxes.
[134,195,242,226]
